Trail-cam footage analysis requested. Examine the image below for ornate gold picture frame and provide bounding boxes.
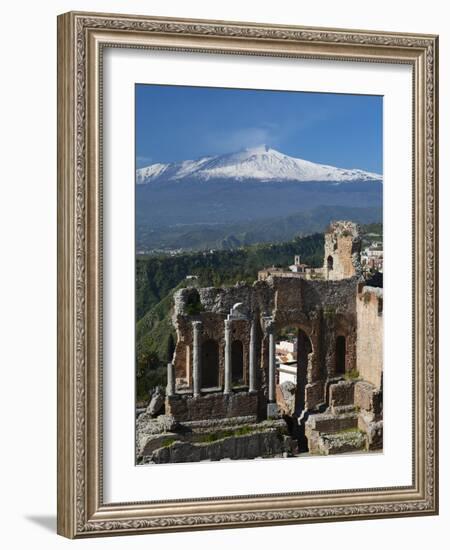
[57,11,438,538]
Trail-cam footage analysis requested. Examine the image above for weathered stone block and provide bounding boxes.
[166,391,258,422]
[329,380,355,406]
[141,434,180,457]
[365,420,383,450]
[276,381,296,415]
[305,411,358,437]
[305,381,324,410]
[147,386,165,417]
[145,428,289,464]
[266,402,279,419]
[354,381,382,416]
[180,415,257,431]
[310,430,366,455]
[357,410,375,432]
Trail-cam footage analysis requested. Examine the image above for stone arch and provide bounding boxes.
[274,323,314,453]
[327,255,334,271]
[335,335,346,375]
[231,340,244,384]
[275,322,314,415]
[201,339,219,388]
[184,288,202,315]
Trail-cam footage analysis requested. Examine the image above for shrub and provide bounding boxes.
[345,368,360,381]
[161,437,177,448]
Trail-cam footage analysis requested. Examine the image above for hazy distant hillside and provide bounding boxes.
[136,204,381,252]
[136,179,382,229]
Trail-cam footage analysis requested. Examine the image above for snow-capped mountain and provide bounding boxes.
[136,145,382,184]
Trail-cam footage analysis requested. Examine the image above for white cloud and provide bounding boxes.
[136,155,153,167]
[206,126,278,154]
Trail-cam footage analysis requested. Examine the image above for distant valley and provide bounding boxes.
[136,204,382,253]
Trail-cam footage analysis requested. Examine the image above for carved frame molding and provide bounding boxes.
[57,11,438,538]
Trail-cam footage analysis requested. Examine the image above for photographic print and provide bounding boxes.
[135,84,384,465]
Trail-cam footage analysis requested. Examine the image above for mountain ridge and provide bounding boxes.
[136,145,382,184]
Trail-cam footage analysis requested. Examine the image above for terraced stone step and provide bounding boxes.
[310,429,367,455]
[317,430,367,455]
[330,404,357,415]
[141,426,294,464]
[305,410,359,435]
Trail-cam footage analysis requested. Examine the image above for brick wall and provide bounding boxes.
[166,391,258,422]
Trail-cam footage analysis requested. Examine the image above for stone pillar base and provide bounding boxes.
[266,402,279,420]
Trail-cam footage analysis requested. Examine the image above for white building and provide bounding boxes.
[361,241,383,272]
[277,361,298,385]
[276,340,298,354]
[289,255,308,274]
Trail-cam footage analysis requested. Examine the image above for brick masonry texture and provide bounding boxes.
[166,392,258,422]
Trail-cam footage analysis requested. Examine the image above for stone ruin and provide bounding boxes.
[137,221,383,463]
[323,220,363,280]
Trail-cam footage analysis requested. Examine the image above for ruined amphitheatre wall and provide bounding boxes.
[356,286,383,389]
[172,275,360,403]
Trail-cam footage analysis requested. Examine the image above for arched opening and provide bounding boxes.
[327,255,334,271]
[276,325,313,452]
[185,289,202,315]
[275,326,312,412]
[335,336,346,375]
[231,340,244,385]
[296,329,312,412]
[201,339,219,388]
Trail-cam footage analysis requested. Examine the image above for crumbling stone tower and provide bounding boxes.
[323,221,362,280]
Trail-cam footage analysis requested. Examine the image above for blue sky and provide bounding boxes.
[135,84,383,173]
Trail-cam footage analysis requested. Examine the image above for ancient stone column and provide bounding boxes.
[249,320,256,393]
[267,321,276,402]
[192,320,202,397]
[224,319,232,394]
[166,362,175,396]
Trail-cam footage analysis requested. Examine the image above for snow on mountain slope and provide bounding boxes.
[136,145,382,184]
